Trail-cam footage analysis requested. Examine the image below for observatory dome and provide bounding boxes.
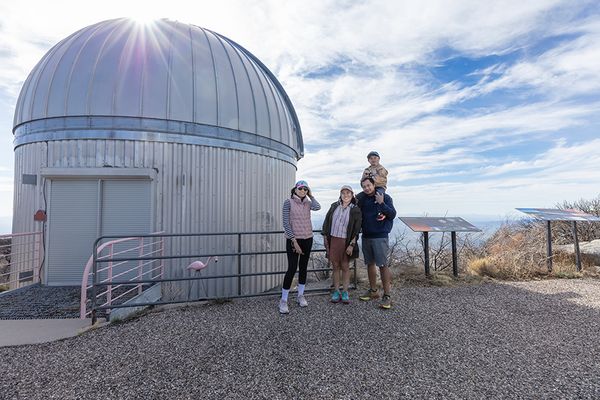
[13,18,303,161]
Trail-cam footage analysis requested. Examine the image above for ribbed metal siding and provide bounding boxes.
[13,140,294,296]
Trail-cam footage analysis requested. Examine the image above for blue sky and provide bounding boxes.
[1,0,600,232]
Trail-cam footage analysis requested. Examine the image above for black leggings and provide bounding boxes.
[282,238,313,290]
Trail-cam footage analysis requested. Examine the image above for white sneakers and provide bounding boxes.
[279,295,308,314]
[297,295,308,307]
[279,300,289,314]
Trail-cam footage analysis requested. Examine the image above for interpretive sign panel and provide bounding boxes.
[516,208,600,222]
[398,217,481,233]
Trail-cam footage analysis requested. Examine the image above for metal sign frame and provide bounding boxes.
[516,208,600,272]
[398,217,481,277]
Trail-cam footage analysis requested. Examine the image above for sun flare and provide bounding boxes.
[130,13,160,25]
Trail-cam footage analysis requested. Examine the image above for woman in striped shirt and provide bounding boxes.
[279,180,321,314]
[321,185,362,304]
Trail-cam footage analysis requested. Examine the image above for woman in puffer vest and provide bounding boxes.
[279,180,321,314]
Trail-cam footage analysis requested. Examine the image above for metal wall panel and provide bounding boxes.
[13,140,295,297]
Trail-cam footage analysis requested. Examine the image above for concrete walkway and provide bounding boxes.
[0,318,92,347]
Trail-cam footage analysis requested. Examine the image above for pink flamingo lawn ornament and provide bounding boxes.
[186,256,218,271]
[186,257,218,298]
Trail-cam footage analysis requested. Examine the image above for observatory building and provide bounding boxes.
[12,18,302,296]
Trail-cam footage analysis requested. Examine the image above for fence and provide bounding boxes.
[0,231,44,291]
[83,231,356,324]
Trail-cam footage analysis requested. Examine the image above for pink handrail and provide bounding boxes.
[80,232,164,319]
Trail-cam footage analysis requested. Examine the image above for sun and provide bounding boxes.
[130,12,160,25]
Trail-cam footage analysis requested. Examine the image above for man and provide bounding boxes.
[357,177,396,309]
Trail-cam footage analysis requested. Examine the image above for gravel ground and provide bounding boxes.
[3,279,600,399]
[0,285,80,319]
[0,284,141,320]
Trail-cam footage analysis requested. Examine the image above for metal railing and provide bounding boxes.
[0,231,44,291]
[86,231,357,324]
[80,234,164,318]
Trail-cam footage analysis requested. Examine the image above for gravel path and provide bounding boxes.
[3,279,600,399]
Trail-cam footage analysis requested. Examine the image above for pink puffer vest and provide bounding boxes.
[290,195,313,239]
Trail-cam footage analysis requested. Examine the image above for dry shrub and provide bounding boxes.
[469,221,548,279]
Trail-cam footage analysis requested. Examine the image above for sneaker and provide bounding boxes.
[359,288,380,301]
[379,294,392,310]
[279,300,289,314]
[341,291,350,304]
[330,291,341,303]
[297,295,308,307]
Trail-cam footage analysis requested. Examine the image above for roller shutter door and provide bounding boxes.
[46,179,151,286]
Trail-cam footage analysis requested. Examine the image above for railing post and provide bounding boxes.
[353,258,357,289]
[237,233,242,296]
[159,236,165,278]
[91,241,99,325]
[138,237,144,295]
[107,245,113,307]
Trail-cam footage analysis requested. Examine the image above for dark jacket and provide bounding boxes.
[358,192,396,238]
[322,202,362,248]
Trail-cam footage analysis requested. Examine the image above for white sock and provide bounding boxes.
[281,289,289,302]
[297,284,305,296]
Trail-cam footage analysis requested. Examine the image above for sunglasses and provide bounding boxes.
[297,187,309,191]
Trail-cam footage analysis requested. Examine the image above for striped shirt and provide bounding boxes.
[331,203,353,239]
[282,196,321,239]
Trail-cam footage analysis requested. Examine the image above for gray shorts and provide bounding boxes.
[361,237,390,267]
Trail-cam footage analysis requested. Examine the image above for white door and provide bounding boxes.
[46,179,152,286]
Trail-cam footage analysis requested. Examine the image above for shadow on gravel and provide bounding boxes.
[2,280,600,399]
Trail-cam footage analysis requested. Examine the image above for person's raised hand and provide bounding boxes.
[375,191,384,204]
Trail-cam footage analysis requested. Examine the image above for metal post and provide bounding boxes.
[572,221,582,272]
[91,242,98,325]
[423,232,430,276]
[237,233,242,296]
[107,245,113,307]
[137,237,144,295]
[546,221,553,272]
[353,258,357,289]
[451,231,458,278]
[159,236,165,278]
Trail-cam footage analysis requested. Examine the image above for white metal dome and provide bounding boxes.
[13,18,303,160]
